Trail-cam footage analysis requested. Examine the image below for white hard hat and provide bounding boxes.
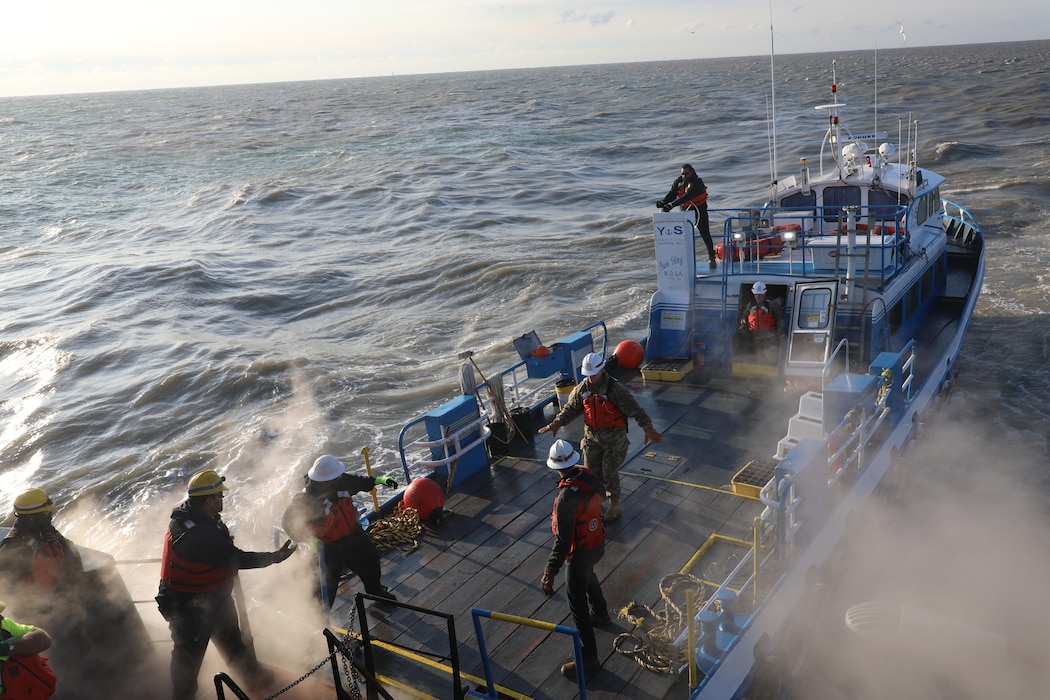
[580,352,606,377]
[752,281,767,294]
[308,454,347,482]
[547,439,581,470]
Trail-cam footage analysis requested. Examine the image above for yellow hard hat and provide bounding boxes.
[187,469,228,497]
[13,488,54,516]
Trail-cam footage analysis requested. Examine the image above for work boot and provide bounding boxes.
[560,655,601,680]
[709,258,717,269]
[604,497,621,523]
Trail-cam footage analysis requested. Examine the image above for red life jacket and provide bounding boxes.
[677,182,708,209]
[159,522,237,593]
[582,389,628,429]
[552,478,604,552]
[307,492,359,544]
[22,540,67,590]
[747,303,778,332]
[0,654,57,699]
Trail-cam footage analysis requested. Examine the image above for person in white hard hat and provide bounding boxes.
[539,352,662,522]
[737,281,785,361]
[281,455,399,611]
[157,470,297,700]
[540,439,609,681]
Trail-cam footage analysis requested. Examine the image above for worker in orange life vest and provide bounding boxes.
[540,440,610,681]
[737,281,785,358]
[281,454,398,611]
[656,163,717,269]
[0,488,83,603]
[156,469,296,700]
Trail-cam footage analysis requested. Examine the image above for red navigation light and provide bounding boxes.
[833,116,839,124]
[831,83,837,93]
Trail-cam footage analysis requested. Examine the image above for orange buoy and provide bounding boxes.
[403,477,445,521]
[614,339,645,369]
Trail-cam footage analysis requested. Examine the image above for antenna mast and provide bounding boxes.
[768,0,778,185]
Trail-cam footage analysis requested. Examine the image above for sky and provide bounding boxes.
[1,0,1047,98]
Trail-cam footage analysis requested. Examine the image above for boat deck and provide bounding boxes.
[325,365,808,700]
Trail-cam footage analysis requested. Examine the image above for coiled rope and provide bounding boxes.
[367,505,423,553]
[612,572,706,674]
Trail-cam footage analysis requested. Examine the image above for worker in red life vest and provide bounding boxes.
[281,454,398,612]
[0,488,83,605]
[540,440,610,681]
[656,163,717,269]
[540,353,662,522]
[0,600,55,699]
[736,281,786,361]
[156,469,296,700]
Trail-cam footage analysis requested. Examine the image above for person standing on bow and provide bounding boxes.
[539,352,662,522]
[656,163,717,269]
[540,439,610,681]
[156,469,296,700]
[281,454,398,611]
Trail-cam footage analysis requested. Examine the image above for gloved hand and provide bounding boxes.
[538,420,560,439]
[655,200,666,209]
[375,476,398,488]
[305,537,321,554]
[0,640,12,656]
[541,570,556,596]
[643,425,663,445]
[273,539,297,563]
[662,205,674,213]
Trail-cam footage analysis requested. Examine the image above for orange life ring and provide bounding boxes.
[837,222,869,233]
[772,224,803,233]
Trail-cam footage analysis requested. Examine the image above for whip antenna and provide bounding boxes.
[767,0,778,185]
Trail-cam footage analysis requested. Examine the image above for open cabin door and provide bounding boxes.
[786,280,838,375]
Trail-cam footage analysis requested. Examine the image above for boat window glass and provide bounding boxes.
[922,266,934,301]
[797,287,832,329]
[934,254,945,291]
[907,283,919,317]
[869,189,906,223]
[822,186,861,222]
[780,191,816,213]
[889,299,902,334]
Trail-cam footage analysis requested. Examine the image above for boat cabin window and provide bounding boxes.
[822,186,861,222]
[922,266,934,301]
[796,287,832,329]
[907,283,919,317]
[888,299,903,334]
[780,191,816,213]
[914,186,942,224]
[869,189,907,223]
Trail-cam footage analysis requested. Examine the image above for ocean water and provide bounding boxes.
[2,38,1049,575]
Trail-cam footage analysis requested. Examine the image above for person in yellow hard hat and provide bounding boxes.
[156,469,296,700]
[0,488,84,600]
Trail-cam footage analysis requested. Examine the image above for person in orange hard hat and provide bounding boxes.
[156,469,296,700]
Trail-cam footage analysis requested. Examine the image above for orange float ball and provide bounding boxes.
[614,339,645,369]
[403,477,445,521]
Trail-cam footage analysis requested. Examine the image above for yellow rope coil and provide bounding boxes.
[367,505,423,553]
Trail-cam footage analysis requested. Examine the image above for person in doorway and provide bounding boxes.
[736,281,786,362]
[281,455,398,611]
[156,469,296,700]
[0,600,56,698]
[656,163,717,269]
[539,352,662,522]
[540,439,610,681]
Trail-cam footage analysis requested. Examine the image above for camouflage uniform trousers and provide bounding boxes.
[581,426,630,500]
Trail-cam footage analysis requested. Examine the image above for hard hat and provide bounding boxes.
[13,488,54,516]
[547,439,581,470]
[580,352,606,377]
[187,469,228,497]
[308,454,346,482]
[752,281,767,295]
